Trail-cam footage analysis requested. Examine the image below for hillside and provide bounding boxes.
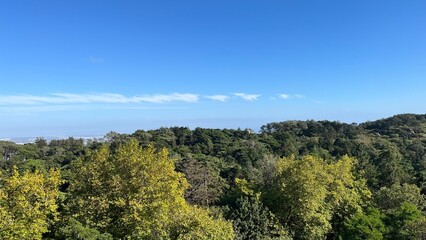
[1,114,425,239]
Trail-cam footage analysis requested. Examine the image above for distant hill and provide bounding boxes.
[361,113,426,138]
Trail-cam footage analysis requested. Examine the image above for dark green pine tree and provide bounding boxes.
[231,196,289,240]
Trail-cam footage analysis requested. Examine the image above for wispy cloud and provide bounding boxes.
[0,92,309,107]
[234,93,260,101]
[52,93,130,103]
[278,93,305,100]
[0,104,187,115]
[278,94,290,99]
[204,95,230,102]
[0,93,199,105]
[134,93,199,103]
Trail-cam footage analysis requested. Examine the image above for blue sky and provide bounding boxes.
[0,1,425,137]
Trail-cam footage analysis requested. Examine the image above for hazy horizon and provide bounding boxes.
[2,113,424,140]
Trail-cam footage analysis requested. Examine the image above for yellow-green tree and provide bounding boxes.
[265,155,370,239]
[0,168,60,240]
[67,139,233,239]
[173,206,235,240]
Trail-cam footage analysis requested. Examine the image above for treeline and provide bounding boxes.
[0,113,425,239]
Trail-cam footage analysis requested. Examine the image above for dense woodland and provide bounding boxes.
[1,113,425,239]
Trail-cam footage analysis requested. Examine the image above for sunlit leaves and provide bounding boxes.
[67,139,233,239]
[265,155,370,239]
[0,168,60,240]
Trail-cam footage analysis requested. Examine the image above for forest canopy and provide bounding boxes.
[0,113,425,239]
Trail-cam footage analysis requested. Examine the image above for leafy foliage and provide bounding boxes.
[67,139,233,239]
[383,202,426,240]
[54,218,113,240]
[341,207,386,240]
[264,155,370,239]
[230,196,289,240]
[374,183,425,212]
[0,168,60,240]
[0,114,425,239]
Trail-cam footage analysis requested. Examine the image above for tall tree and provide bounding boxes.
[67,139,233,239]
[182,156,225,206]
[375,143,411,188]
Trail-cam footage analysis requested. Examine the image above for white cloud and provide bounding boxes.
[52,93,131,103]
[204,95,230,102]
[277,93,305,100]
[135,93,199,103]
[278,94,290,99]
[234,93,260,101]
[0,93,199,105]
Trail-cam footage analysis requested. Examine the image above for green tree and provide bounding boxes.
[54,218,113,240]
[340,207,386,240]
[230,196,289,240]
[384,202,426,240]
[374,183,425,212]
[404,216,426,240]
[375,143,411,188]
